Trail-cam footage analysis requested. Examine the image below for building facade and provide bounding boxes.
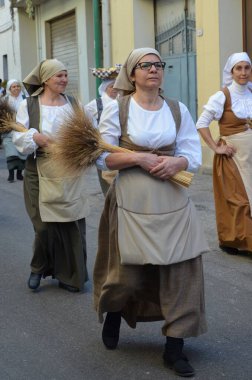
[0,0,251,168]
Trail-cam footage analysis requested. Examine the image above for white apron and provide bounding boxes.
[37,157,89,222]
[222,129,252,216]
[116,167,209,265]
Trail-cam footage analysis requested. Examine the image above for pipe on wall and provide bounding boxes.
[101,0,112,67]
[93,0,102,95]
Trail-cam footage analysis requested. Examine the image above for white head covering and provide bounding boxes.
[98,79,115,96]
[6,79,21,94]
[222,52,251,87]
[114,47,162,93]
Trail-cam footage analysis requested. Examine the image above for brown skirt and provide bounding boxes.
[93,183,207,338]
[213,147,252,251]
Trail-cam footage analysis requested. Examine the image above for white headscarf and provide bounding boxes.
[6,79,21,94]
[98,79,115,96]
[222,52,251,87]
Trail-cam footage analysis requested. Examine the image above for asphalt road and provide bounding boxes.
[0,147,251,380]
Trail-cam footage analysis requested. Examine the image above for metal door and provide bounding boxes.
[155,5,197,121]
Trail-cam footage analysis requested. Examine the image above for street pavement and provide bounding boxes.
[0,147,251,380]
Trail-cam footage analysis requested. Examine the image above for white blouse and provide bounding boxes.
[196,80,252,129]
[96,97,202,172]
[84,92,113,128]
[12,98,72,155]
[6,93,24,112]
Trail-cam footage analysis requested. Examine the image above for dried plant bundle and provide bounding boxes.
[0,98,27,133]
[50,104,194,187]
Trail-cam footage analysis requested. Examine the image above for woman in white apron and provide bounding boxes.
[2,79,27,182]
[12,59,89,292]
[93,47,208,378]
[196,52,252,256]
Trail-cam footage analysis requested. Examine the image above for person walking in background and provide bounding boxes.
[197,52,252,256]
[0,78,5,98]
[93,47,209,378]
[85,67,120,195]
[2,79,27,182]
[12,59,89,292]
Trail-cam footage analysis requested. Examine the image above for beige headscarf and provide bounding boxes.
[23,58,67,96]
[114,47,162,93]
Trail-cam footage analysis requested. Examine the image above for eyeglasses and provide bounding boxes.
[134,61,166,71]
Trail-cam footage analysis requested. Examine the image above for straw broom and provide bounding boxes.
[0,98,27,133]
[49,104,193,188]
[0,100,193,187]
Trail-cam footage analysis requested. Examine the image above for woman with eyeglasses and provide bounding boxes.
[93,47,208,378]
[2,79,27,182]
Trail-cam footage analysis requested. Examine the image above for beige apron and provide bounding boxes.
[116,167,209,265]
[222,129,252,216]
[37,157,89,222]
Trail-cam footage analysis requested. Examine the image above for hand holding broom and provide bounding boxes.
[0,99,193,187]
[48,104,194,188]
[0,98,27,133]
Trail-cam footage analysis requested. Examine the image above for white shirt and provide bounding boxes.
[6,93,24,112]
[12,98,72,155]
[96,97,202,172]
[196,80,252,129]
[84,92,113,128]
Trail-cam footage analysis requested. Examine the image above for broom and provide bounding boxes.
[0,100,193,187]
[0,98,27,133]
[49,104,193,188]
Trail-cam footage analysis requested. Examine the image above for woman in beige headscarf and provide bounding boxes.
[12,59,89,292]
[197,52,252,255]
[93,48,208,377]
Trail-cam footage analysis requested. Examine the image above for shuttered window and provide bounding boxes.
[50,12,79,96]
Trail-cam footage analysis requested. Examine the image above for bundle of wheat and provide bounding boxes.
[0,98,27,133]
[49,104,194,187]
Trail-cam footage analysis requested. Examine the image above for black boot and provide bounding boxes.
[28,272,42,290]
[7,169,14,182]
[16,170,23,180]
[163,337,195,377]
[102,312,121,349]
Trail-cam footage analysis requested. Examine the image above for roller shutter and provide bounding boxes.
[50,12,79,96]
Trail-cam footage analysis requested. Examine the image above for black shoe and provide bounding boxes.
[163,337,195,377]
[219,245,238,255]
[8,170,14,183]
[58,282,79,292]
[16,170,23,180]
[28,272,42,290]
[102,312,121,349]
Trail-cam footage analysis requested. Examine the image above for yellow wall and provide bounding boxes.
[195,0,220,168]
[196,0,243,169]
[110,0,155,64]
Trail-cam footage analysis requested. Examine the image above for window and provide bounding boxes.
[3,55,8,81]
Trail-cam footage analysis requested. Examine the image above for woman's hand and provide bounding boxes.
[33,132,51,148]
[135,152,163,172]
[149,156,188,180]
[215,143,236,157]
